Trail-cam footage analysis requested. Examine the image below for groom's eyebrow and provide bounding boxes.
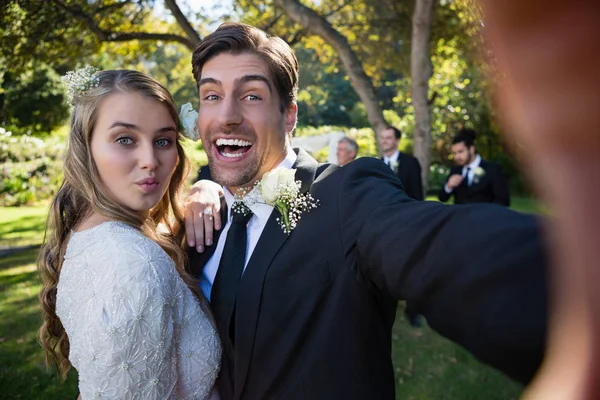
[237,75,272,93]
[198,75,272,93]
[198,77,220,88]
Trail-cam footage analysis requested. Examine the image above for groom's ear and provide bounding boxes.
[285,102,298,136]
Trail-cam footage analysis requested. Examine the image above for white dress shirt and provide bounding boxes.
[444,154,482,193]
[200,148,298,301]
[382,150,400,171]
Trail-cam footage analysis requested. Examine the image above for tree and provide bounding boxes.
[0,64,68,134]
[411,0,435,195]
[0,0,202,73]
[273,0,388,144]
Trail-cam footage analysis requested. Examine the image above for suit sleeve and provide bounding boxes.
[337,158,547,384]
[438,172,454,202]
[491,164,511,207]
[407,157,424,201]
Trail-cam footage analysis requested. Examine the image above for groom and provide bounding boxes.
[187,22,547,400]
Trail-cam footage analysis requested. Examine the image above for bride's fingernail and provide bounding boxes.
[197,245,204,253]
[206,239,212,246]
[188,240,195,247]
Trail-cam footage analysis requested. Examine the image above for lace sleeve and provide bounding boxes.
[76,253,181,399]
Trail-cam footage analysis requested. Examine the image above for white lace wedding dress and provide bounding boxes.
[56,221,221,399]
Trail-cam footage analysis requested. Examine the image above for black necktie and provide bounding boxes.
[465,167,471,186]
[211,207,253,355]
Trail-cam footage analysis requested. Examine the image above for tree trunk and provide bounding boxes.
[411,0,435,196]
[274,0,388,148]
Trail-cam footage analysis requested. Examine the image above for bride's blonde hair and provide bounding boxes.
[38,69,207,380]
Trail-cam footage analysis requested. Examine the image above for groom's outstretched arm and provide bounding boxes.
[336,157,548,384]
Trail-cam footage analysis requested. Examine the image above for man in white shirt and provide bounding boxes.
[380,126,424,200]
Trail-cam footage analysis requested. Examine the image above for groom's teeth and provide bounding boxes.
[216,138,252,147]
[220,151,245,158]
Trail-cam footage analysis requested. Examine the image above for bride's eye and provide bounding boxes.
[155,138,172,148]
[116,136,133,146]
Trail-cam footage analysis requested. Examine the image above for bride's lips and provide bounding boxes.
[136,177,159,193]
[212,137,254,162]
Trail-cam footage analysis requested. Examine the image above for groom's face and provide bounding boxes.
[197,52,297,192]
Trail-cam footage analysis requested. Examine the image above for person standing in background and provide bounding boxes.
[336,136,358,166]
[439,129,510,206]
[380,126,424,201]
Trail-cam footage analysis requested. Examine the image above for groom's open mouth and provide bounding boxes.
[215,138,253,159]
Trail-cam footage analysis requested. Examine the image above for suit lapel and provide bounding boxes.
[233,148,318,399]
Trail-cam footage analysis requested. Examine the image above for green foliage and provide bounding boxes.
[428,163,451,194]
[0,64,69,134]
[0,127,65,206]
[0,1,156,73]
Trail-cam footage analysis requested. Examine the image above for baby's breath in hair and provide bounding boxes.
[61,66,100,104]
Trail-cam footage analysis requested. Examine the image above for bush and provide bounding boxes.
[0,127,65,206]
[428,164,451,195]
[0,64,69,135]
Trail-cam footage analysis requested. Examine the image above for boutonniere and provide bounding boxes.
[390,160,399,172]
[473,166,486,184]
[234,168,320,234]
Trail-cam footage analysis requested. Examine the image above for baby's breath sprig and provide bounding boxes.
[61,66,100,104]
[231,168,319,234]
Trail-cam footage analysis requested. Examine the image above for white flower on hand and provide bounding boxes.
[260,168,298,204]
[178,103,200,141]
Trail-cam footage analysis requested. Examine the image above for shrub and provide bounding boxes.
[0,127,65,206]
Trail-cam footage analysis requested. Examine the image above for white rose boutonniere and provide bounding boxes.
[178,103,200,141]
[473,166,486,184]
[234,168,319,234]
[390,160,399,172]
[260,168,298,204]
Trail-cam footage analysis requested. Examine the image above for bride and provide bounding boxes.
[37,68,221,399]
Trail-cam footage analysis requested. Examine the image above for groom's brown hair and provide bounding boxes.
[191,22,298,113]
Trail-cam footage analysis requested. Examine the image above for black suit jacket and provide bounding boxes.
[381,153,424,200]
[197,164,212,182]
[188,149,546,400]
[438,160,510,206]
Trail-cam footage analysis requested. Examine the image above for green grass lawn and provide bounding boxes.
[426,195,545,214]
[0,247,79,399]
[0,205,49,248]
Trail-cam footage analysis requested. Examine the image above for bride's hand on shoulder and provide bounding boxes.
[185,179,224,253]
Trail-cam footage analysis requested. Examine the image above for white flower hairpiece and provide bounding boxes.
[178,103,200,141]
[61,66,100,104]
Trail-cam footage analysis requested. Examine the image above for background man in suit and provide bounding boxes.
[336,136,358,166]
[439,129,510,206]
[186,22,547,400]
[380,126,424,200]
